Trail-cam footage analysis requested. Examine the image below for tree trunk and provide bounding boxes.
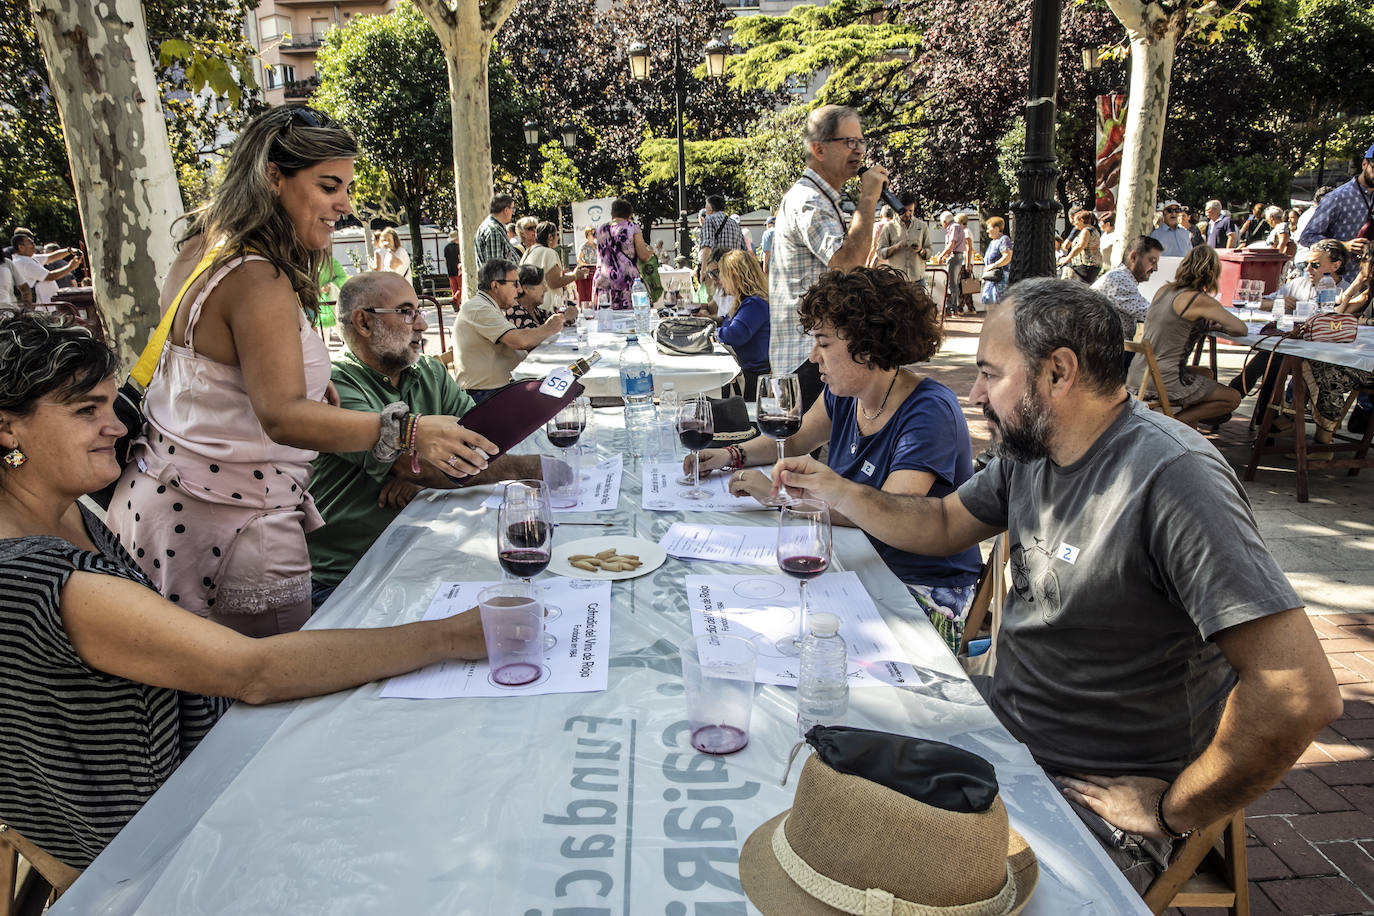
[413,0,520,301]
[1105,0,1183,241]
[406,207,425,295]
[28,0,182,371]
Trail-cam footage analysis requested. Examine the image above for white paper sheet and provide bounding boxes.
[381,578,612,698]
[641,461,772,512]
[658,522,778,567]
[685,572,918,689]
[480,454,622,513]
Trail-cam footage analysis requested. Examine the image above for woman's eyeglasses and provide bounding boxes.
[363,306,422,324]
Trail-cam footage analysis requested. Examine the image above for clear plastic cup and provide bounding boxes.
[680,634,757,755]
[478,581,545,687]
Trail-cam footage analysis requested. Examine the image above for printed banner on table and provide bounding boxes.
[381,578,612,699]
[685,572,918,688]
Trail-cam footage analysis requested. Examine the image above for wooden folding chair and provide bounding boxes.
[1126,340,1176,418]
[1142,809,1248,915]
[959,534,1009,677]
[437,348,458,383]
[0,822,81,916]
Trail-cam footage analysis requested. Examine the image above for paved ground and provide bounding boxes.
[405,306,1374,913]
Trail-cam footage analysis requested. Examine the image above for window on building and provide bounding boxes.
[280,64,296,85]
[259,15,288,41]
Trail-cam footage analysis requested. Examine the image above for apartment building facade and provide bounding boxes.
[245,0,398,107]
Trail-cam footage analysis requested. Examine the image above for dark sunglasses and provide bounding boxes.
[284,106,331,131]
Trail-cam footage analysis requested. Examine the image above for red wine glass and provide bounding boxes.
[677,395,715,500]
[775,498,832,656]
[498,480,559,650]
[757,373,802,507]
[545,399,587,508]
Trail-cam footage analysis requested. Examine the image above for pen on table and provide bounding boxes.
[553,522,614,527]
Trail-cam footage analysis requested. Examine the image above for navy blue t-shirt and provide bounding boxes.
[826,378,982,587]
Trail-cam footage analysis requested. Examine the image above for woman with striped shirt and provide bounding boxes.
[0,310,487,867]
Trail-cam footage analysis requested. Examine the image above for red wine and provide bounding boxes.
[691,724,748,755]
[499,548,550,579]
[548,425,582,448]
[759,414,801,439]
[678,420,712,450]
[492,661,541,687]
[780,555,828,580]
[506,520,549,549]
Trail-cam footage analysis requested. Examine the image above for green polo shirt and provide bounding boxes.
[307,351,475,589]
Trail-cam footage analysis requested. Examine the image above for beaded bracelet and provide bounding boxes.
[400,414,423,475]
[726,445,745,470]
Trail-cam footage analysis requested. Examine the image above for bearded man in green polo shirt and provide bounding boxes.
[307,273,541,606]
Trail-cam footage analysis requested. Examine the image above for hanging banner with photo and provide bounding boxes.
[571,198,616,232]
[1095,93,1127,214]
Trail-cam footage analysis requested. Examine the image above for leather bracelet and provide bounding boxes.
[1155,787,1192,840]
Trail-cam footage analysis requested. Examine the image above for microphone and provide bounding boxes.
[858,166,904,213]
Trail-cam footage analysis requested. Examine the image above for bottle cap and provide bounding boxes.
[809,613,839,636]
[626,335,638,342]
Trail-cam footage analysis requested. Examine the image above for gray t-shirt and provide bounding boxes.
[957,399,1300,779]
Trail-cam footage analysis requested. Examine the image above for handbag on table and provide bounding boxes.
[654,316,716,355]
[1301,312,1358,343]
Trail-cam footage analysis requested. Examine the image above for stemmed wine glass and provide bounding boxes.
[677,395,715,500]
[497,480,559,650]
[775,499,832,656]
[756,373,802,507]
[545,399,587,509]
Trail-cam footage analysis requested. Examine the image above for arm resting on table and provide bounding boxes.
[774,456,1001,555]
[60,571,486,706]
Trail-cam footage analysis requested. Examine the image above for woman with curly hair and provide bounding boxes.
[107,106,495,638]
[690,267,982,649]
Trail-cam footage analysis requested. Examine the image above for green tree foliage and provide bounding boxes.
[738,104,810,212]
[522,141,587,214]
[0,0,261,240]
[314,1,453,276]
[497,0,782,228]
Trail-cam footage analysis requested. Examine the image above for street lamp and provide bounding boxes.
[628,31,727,268]
[704,38,730,79]
[560,120,578,152]
[1008,0,1062,281]
[523,119,540,148]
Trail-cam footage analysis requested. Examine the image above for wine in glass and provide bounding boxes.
[497,480,560,650]
[545,399,587,509]
[775,499,832,656]
[757,373,802,507]
[677,395,715,500]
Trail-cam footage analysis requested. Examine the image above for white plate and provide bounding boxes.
[550,535,667,581]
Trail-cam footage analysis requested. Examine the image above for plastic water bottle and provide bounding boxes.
[631,278,652,336]
[1316,274,1338,312]
[797,612,848,737]
[620,335,656,457]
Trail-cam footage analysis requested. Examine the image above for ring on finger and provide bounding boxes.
[445,454,460,467]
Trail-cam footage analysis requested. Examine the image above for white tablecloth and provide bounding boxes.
[54,416,1149,916]
[517,327,742,397]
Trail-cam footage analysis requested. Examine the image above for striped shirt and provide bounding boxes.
[768,168,848,374]
[0,505,226,867]
[1299,176,1373,281]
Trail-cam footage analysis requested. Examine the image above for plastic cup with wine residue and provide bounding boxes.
[680,634,757,755]
[478,581,545,687]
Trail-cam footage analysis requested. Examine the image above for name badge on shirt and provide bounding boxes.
[1057,542,1080,565]
[861,460,875,478]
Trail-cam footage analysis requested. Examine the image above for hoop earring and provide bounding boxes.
[2,447,26,469]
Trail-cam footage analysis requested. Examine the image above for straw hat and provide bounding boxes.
[740,729,1037,916]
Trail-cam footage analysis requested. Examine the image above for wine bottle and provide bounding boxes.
[538,351,603,398]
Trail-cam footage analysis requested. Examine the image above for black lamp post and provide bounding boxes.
[560,120,578,152]
[628,31,726,268]
[1008,0,1063,282]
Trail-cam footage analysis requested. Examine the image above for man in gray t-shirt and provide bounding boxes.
[771,278,1340,892]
